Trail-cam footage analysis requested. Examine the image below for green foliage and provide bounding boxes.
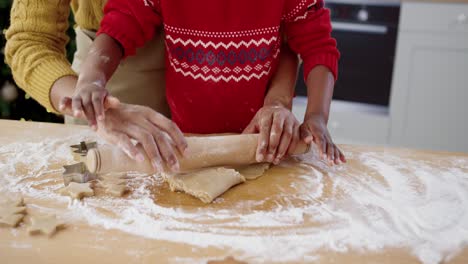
[0,0,12,118]
[0,0,10,9]
[66,13,77,63]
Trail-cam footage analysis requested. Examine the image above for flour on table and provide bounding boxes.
[1,132,468,264]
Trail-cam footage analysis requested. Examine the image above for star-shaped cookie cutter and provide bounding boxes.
[70,141,97,156]
[62,162,97,186]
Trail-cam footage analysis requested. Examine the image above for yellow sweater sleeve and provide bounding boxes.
[5,0,77,113]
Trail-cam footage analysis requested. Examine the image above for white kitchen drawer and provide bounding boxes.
[400,2,468,33]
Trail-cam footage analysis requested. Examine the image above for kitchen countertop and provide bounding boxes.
[0,119,467,264]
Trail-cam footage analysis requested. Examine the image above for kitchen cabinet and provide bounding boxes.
[390,1,468,152]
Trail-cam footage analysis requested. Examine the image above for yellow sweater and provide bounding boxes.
[5,0,106,112]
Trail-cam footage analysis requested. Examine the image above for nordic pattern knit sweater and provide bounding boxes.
[98,0,340,134]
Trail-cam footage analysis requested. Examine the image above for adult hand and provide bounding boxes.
[244,105,300,165]
[95,103,188,172]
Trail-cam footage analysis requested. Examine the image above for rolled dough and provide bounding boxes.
[235,163,271,180]
[162,168,245,203]
[99,173,129,197]
[104,181,129,197]
[160,163,272,203]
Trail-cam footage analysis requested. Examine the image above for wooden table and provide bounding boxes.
[0,119,467,264]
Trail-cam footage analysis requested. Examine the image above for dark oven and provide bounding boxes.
[295,0,401,106]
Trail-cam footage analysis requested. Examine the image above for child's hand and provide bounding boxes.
[59,85,120,130]
[72,79,109,129]
[58,33,126,128]
[59,79,116,129]
[244,105,300,165]
[300,113,346,165]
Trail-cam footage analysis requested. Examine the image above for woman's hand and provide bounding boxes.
[300,113,346,165]
[244,104,300,165]
[95,103,188,172]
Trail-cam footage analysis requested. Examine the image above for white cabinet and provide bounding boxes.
[293,1,468,151]
[389,2,468,152]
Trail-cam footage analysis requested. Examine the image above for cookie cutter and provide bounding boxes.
[62,162,97,186]
[70,141,97,156]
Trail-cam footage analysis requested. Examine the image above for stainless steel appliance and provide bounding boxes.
[295,0,401,106]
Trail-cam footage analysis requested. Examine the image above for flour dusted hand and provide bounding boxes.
[71,77,110,128]
[300,113,346,165]
[59,34,126,129]
[59,86,121,128]
[96,103,188,173]
[244,105,300,165]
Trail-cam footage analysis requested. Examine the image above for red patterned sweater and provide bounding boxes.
[98,0,339,134]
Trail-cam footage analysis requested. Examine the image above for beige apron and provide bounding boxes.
[66,28,169,124]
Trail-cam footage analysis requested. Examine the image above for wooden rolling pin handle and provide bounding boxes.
[86,134,310,174]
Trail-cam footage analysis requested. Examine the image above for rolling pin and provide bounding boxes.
[86,134,310,174]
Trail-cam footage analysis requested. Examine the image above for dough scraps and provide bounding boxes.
[60,182,94,199]
[99,173,129,197]
[235,163,271,180]
[162,167,245,203]
[0,196,26,227]
[103,181,129,197]
[28,214,65,237]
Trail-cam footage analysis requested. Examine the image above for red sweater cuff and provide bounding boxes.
[97,12,143,58]
[303,52,339,82]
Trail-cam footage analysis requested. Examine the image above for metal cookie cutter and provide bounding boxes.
[62,162,97,186]
[70,141,97,156]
